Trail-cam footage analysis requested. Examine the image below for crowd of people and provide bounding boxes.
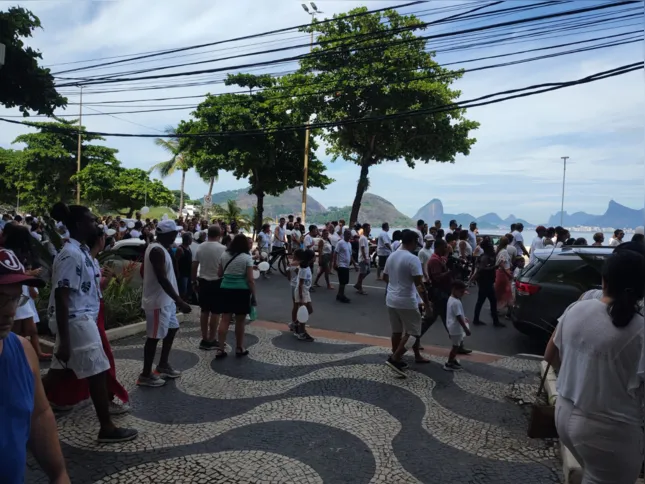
[1,204,644,483]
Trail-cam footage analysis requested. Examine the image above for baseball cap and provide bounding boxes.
[0,249,45,287]
[156,219,179,234]
[424,234,435,241]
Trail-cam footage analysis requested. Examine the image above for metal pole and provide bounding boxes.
[301,15,315,223]
[560,156,569,226]
[76,85,83,204]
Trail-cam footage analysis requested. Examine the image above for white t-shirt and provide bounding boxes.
[609,237,621,247]
[377,231,392,256]
[219,252,254,276]
[458,240,472,258]
[467,230,477,251]
[506,244,517,261]
[304,234,315,251]
[194,241,226,280]
[130,229,141,239]
[446,296,465,336]
[257,232,271,251]
[418,247,433,280]
[383,249,423,310]
[329,232,340,248]
[335,240,352,268]
[291,229,302,249]
[358,235,370,263]
[529,237,544,265]
[298,266,312,289]
[413,229,424,248]
[496,248,511,270]
[320,238,332,255]
[392,240,401,252]
[511,230,524,254]
[554,299,643,425]
[289,265,299,288]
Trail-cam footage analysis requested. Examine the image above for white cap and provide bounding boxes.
[156,219,179,234]
[106,229,117,237]
[635,226,644,235]
[424,234,435,241]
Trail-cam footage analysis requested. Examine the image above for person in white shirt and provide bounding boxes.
[391,230,403,252]
[505,233,518,261]
[376,223,392,280]
[446,219,459,235]
[413,219,425,252]
[273,217,287,254]
[354,223,371,295]
[545,250,645,484]
[418,235,434,282]
[333,230,354,303]
[444,280,471,371]
[314,228,334,289]
[529,226,547,266]
[290,223,303,253]
[383,230,432,377]
[467,222,478,251]
[608,228,624,247]
[191,225,226,351]
[511,223,528,257]
[129,221,143,239]
[303,225,318,290]
[138,220,192,388]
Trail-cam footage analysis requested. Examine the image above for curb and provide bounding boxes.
[541,361,582,484]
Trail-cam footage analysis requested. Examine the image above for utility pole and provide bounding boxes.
[76,85,84,204]
[300,2,321,223]
[560,156,569,227]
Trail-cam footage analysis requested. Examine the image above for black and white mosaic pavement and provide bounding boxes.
[28,317,562,483]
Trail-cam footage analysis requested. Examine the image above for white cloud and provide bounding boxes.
[1,0,642,222]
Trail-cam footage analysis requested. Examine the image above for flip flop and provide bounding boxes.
[215,350,228,359]
[235,348,250,357]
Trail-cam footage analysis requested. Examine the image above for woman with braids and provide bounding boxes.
[42,202,137,443]
[46,225,130,414]
[0,223,51,361]
[545,249,645,484]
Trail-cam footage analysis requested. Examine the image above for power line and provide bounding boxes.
[2,63,640,137]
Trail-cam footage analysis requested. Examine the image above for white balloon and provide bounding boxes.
[140,206,150,215]
[260,252,268,260]
[127,221,135,229]
[252,268,260,279]
[258,261,270,272]
[296,305,309,323]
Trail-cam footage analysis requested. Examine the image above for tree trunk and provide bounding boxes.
[349,162,370,227]
[179,170,186,215]
[126,208,134,218]
[207,176,215,197]
[255,192,265,235]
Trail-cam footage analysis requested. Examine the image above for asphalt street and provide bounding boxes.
[254,268,547,357]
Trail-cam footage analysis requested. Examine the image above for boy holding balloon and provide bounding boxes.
[293,250,315,341]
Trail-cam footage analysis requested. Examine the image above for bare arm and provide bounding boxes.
[53,287,71,361]
[150,247,188,311]
[360,240,368,261]
[413,274,430,309]
[191,260,199,285]
[246,266,257,303]
[21,337,70,484]
[519,242,529,257]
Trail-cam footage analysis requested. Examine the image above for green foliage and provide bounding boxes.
[102,275,144,330]
[179,73,333,231]
[170,190,192,210]
[290,7,479,224]
[151,126,195,213]
[0,7,66,115]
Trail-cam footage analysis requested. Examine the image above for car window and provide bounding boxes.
[535,257,604,291]
[112,245,145,262]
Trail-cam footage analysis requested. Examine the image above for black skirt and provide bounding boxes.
[219,288,251,315]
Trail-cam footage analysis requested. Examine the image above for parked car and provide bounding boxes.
[511,246,612,339]
[102,239,147,287]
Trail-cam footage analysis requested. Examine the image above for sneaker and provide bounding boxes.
[97,427,138,443]
[338,296,351,303]
[108,401,131,415]
[296,331,314,342]
[385,357,408,378]
[155,366,181,379]
[136,373,166,387]
[199,339,215,350]
[457,346,473,355]
[288,322,296,332]
[443,361,463,371]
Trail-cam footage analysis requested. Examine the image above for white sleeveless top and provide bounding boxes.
[142,242,177,310]
[321,238,332,255]
[273,226,286,248]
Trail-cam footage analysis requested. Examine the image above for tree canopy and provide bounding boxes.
[289,7,479,225]
[0,7,66,115]
[179,73,333,231]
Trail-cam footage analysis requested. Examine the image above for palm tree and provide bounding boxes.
[151,126,192,214]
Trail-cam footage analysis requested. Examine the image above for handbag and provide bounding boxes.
[527,361,559,439]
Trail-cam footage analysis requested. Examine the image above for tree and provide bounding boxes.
[0,7,66,115]
[0,148,21,207]
[170,190,191,211]
[73,164,173,217]
[179,73,333,232]
[10,118,119,212]
[151,126,193,214]
[291,7,479,225]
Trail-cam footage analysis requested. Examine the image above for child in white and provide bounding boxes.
[444,281,471,371]
[286,249,303,330]
[293,251,315,341]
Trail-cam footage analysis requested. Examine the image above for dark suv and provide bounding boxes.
[512,247,612,339]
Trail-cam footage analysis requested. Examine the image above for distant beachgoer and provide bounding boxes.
[511,223,529,257]
[592,232,604,246]
[376,223,392,280]
[529,226,547,265]
[494,237,513,314]
[574,238,587,246]
[609,229,624,247]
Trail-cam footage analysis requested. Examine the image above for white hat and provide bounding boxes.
[106,229,117,237]
[156,219,179,234]
[635,226,644,235]
[424,234,435,241]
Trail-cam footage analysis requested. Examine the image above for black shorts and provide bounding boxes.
[378,255,389,270]
[219,288,251,316]
[320,253,332,269]
[198,278,222,314]
[337,267,350,285]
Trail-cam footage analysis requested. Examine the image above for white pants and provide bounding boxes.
[555,397,643,484]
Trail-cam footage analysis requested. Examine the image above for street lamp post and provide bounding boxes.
[300,2,321,223]
[560,156,569,227]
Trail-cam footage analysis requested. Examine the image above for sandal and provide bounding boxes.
[235,348,249,357]
[215,349,228,359]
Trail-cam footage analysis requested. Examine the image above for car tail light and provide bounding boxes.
[516,281,540,296]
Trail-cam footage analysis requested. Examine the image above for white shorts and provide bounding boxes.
[449,334,464,347]
[294,287,312,304]
[145,303,179,339]
[51,314,110,379]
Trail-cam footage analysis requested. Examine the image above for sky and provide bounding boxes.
[1,0,643,224]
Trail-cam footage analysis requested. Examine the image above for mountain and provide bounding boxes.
[413,199,535,230]
[413,198,444,222]
[547,200,644,228]
[504,215,534,227]
[208,187,326,218]
[310,193,413,227]
[477,212,505,225]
